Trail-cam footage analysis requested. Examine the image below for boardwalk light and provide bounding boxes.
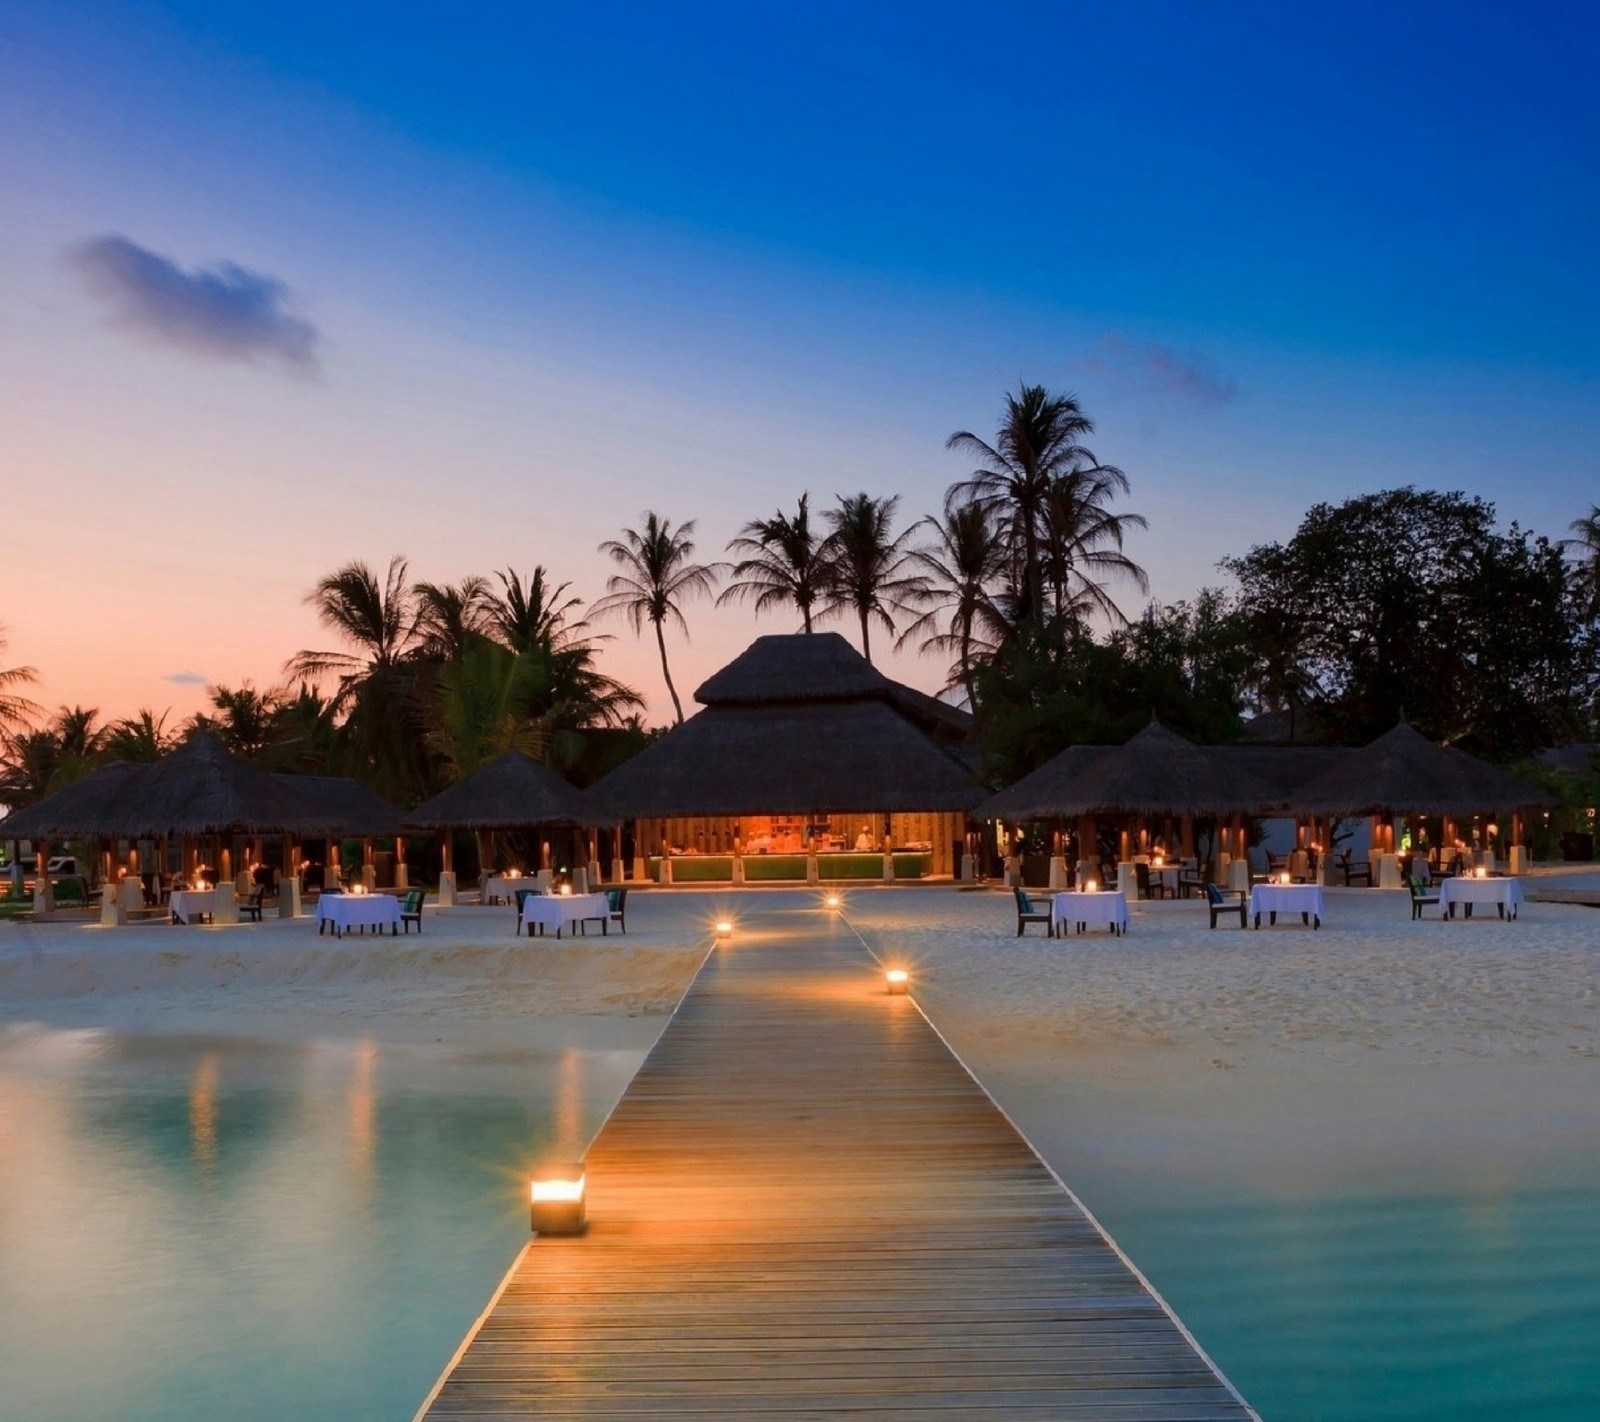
[825,893,842,910]
[530,1162,586,1235]
[715,919,734,939]
[885,967,909,995]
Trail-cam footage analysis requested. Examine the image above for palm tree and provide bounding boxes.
[484,568,589,656]
[818,493,926,665]
[1564,505,1600,613]
[1038,464,1149,625]
[592,513,718,725]
[192,683,285,760]
[947,384,1130,625]
[718,494,833,632]
[287,556,425,798]
[897,504,1008,700]
[102,708,176,762]
[0,627,38,731]
[413,576,492,662]
[0,705,102,808]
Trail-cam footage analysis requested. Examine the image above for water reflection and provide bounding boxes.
[0,1027,644,1422]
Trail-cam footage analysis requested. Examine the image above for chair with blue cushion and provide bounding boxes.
[1204,881,1247,929]
[1013,886,1053,937]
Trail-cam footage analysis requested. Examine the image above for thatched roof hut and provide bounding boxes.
[589,633,982,818]
[0,761,144,839]
[1287,723,1555,816]
[403,749,608,831]
[274,775,404,838]
[978,720,1280,820]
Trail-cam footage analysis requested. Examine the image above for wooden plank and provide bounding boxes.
[417,909,1257,1420]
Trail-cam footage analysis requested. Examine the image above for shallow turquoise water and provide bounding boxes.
[0,1026,640,1422]
[1088,1183,1600,1420]
[3,1026,1599,1419]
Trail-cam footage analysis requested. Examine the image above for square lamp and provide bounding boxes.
[885,967,909,995]
[530,1162,586,1235]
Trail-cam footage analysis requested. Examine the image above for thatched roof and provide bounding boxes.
[590,700,984,817]
[694,632,892,705]
[1213,746,1349,806]
[274,775,403,838]
[1288,723,1556,816]
[0,761,144,839]
[0,737,340,839]
[978,721,1281,820]
[403,750,608,830]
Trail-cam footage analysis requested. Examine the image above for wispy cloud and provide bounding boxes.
[164,670,209,686]
[68,235,319,375]
[1085,332,1237,406]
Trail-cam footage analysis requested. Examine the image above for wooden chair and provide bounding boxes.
[606,887,628,934]
[400,889,425,933]
[1134,862,1169,900]
[1338,849,1372,887]
[1407,875,1441,920]
[1177,865,1205,899]
[1203,881,1247,929]
[513,886,541,936]
[240,888,266,922]
[1013,886,1053,937]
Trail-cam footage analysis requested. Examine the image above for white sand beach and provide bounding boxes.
[4,883,1599,1203]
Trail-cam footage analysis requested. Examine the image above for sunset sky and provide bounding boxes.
[3,1,1596,725]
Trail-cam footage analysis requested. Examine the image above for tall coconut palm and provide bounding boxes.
[287,556,425,798]
[0,705,102,808]
[947,384,1128,625]
[484,568,589,656]
[1039,464,1148,625]
[818,493,926,665]
[413,576,493,662]
[718,494,833,632]
[191,683,285,761]
[897,503,1009,700]
[592,513,718,725]
[0,627,38,731]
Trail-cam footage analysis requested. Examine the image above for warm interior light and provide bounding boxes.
[530,1163,587,1235]
[1279,871,1291,885]
[559,883,573,896]
[1474,865,1488,879]
[885,967,909,994]
[1084,879,1098,893]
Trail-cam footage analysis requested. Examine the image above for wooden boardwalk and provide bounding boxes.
[418,908,1257,1420]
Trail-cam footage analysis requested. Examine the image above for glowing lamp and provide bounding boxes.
[559,883,573,897]
[1278,871,1291,886]
[715,919,734,939]
[885,967,909,995]
[1152,854,1164,867]
[1083,879,1098,893]
[1474,865,1488,879]
[530,1162,586,1235]
[825,893,841,910]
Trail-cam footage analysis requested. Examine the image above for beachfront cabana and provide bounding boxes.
[1287,722,1555,880]
[0,736,339,916]
[589,632,983,883]
[272,773,406,890]
[402,749,611,900]
[977,719,1280,891]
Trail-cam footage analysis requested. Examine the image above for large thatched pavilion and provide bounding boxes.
[1287,722,1554,879]
[590,633,983,883]
[403,748,612,901]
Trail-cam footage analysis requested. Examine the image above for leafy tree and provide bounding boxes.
[485,568,587,655]
[718,494,833,633]
[413,577,492,662]
[0,627,38,731]
[1223,488,1596,758]
[1564,504,1600,615]
[818,492,926,665]
[102,708,176,762]
[190,683,285,760]
[898,503,1009,702]
[593,513,718,725]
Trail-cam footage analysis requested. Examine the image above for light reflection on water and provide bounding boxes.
[0,1025,642,1422]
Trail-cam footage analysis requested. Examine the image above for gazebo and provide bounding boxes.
[0,736,339,918]
[402,749,611,901]
[274,773,407,891]
[977,719,1280,892]
[588,632,983,885]
[1287,723,1555,882]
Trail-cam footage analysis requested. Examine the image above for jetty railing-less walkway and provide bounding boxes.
[417,908,1258,1420]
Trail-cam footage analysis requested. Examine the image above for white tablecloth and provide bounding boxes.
[1249,883,1326,928]
[522,892,610,936]
[483,874,533,904]
[1439,877,1523,920]
[1051,890,1129,934]
[169,889,216,924]
[317,893,402,934]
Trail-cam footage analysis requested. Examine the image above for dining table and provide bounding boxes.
[482,874,532,905]
[520,892,611,938]
[316,892,402,937]
[1050,889,1129,936]
[1438,876,1523,921]
[1248,882,1325,929]
[168,888,216,925]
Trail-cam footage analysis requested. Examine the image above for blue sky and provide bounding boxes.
[2,0,1596,720]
